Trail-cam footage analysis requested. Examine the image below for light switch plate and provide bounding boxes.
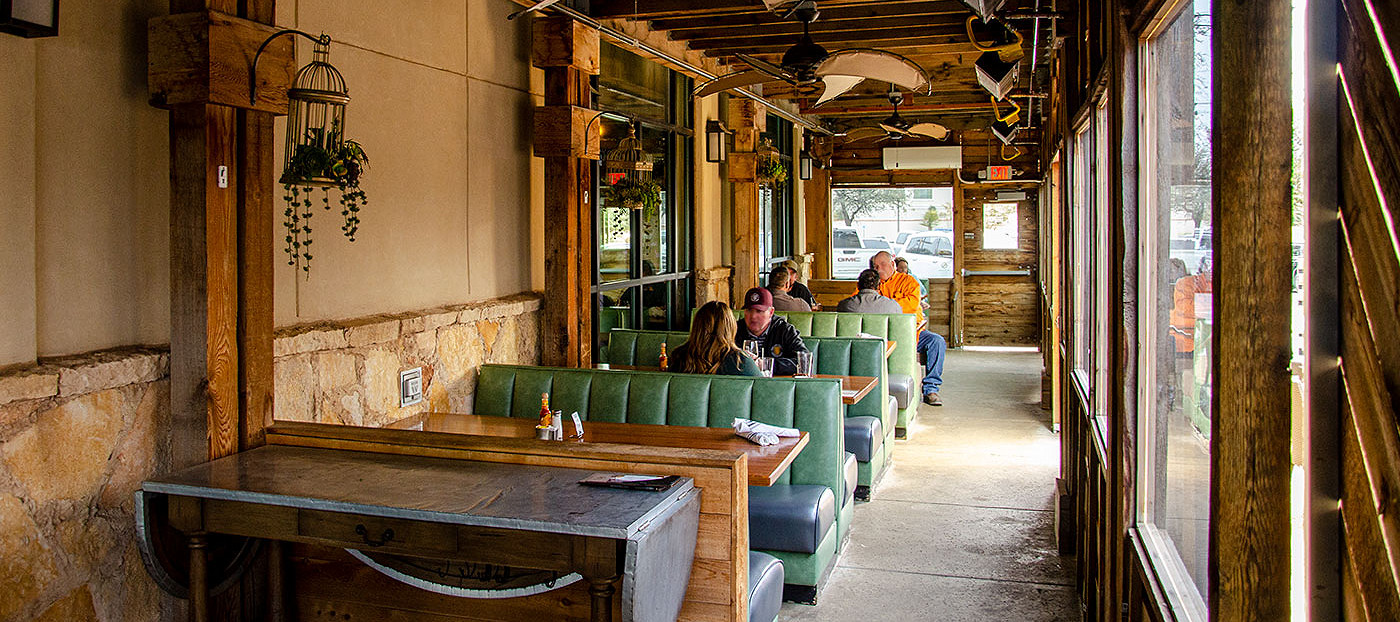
[399,367,423,407]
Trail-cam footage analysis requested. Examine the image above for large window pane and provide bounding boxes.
[830,186,953,279]
[1138,2,1212,617]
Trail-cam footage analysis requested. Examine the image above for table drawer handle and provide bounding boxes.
[354,524,395,547]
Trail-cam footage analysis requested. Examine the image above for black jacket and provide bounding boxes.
[788,281,816,308]
[736,315,808,376]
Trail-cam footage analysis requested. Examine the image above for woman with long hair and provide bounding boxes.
[669,301,762,376]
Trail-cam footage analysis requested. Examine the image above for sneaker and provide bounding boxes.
[923,392,942,406]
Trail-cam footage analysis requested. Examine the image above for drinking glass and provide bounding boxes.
[757,356,774,377]
[795,351,814,377]
[744,340,761,359]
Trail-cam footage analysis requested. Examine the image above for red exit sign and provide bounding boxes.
[987,165,1012,181]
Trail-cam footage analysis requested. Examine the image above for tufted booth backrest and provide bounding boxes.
[604,329,890,431]
[473,364,845,494]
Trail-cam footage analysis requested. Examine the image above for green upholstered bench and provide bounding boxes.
[767,311,921,437]
[472,364,848,603]
[605,329,892,499]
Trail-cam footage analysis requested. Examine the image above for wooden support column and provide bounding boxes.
[155,2,289,467]
[533,17,599,368]
[1209,0,1293,619]
[803,168,832,280]
[727,98,764,306]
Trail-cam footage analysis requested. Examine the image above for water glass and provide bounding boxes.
[744,339,761,359]
[757,356,774,377]
[795,351,815,377]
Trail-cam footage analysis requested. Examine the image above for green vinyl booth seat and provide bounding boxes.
[472,364,848,599]
[605,329,893,496]
[741,310,921,435]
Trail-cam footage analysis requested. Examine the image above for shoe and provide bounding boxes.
[923,392,942,406]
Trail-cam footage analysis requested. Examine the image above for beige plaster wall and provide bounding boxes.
[0,37,38,368]
[273,0,538,326]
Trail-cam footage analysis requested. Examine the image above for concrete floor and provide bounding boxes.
[777,348,1081,622]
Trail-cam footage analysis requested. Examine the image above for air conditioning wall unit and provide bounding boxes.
[882,146,963,170]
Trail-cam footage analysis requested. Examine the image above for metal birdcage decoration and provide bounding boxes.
[252,30,370,274]
[603,123,660,211]
[282,36,351,187]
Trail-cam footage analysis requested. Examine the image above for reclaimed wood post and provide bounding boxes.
[1210,0,1293,619]
[728,98,764,306]
[157,0,287,467]
[803,167,832,280]
[532,16,599,367]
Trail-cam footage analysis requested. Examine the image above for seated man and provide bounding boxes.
[736,287,808,377]
[766,266,812,312]
[779,259,818,310]
[836,269,903,314]
[869,251,947,406]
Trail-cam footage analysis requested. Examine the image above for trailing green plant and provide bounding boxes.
[756,156,788,185]
[609,176,663,210]
[280,138,370,274]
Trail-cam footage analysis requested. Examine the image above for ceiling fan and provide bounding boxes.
[692,0,931,106]
[841,90,951,144]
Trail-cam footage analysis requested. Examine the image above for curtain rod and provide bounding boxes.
[541,3,834,136]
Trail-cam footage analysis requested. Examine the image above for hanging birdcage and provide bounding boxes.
[603,123,660,210]
[281,35,351,187]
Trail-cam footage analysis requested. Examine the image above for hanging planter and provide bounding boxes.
[254,30,370,274]
[609,176,663,211]
[756,156,789,186]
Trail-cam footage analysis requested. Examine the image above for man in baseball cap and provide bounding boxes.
[737,287,808,376]
[778,259,818,309]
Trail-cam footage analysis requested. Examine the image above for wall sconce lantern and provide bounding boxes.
[798,151,814,180]
[1,0,59,38]
[705,120,732,163]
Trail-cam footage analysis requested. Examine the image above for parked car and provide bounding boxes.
[861,238,891,251]
[898,231,954,279]
[833,227,868,279]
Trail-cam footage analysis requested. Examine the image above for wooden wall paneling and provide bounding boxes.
[957,185,1041,346]
[266,423,749,622]
[950,176,965,347]
[1209,0,1294,619]
[1108,4,1136,618]
[804,168,832,280]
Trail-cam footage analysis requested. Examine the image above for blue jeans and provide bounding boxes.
[917,330,946,394]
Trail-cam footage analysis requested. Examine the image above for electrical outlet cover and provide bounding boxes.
[400,367,424,407]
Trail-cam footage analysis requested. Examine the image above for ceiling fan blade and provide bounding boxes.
[734,53,792,81]
[693,70,775,98]
[816,49,932,94]
[843,127,887,142]
[907,122,951,140]
[813,75,865,107]
[761,0,796,12]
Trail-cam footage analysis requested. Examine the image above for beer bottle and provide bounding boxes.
[658,342,669,370]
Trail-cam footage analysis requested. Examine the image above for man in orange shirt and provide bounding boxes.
[870,251,947,405]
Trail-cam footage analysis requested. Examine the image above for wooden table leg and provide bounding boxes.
[268,540,286,622]
[586,574,620,622]
[188,531,209,622]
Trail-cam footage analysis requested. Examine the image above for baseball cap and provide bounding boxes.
[779,259,800,273]
[742,287,773,310]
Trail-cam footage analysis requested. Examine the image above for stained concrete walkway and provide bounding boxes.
[778,348,1080,622]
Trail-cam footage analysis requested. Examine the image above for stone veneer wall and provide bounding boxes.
[0,348,175,621]
[0,292,542,621]
[273,293,543,426]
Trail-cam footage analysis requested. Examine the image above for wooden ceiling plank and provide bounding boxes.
[653,0,966,32]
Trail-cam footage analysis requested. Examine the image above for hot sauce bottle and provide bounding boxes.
[658,342,669,370]
[538,393,552,429]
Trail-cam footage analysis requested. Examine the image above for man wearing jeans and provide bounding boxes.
[869,251,947,405]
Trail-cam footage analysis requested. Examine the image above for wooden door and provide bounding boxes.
[958,184,1042,346]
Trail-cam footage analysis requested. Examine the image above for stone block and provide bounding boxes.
[100,383,168,510]
[362,350,404,415]
[346,320,400,347]
[3,390,126,503]
[273,327,348,357]
[457,306,484,323]
[273,355,313,422]
[0,370,58,404]
[57,514,118,578]
[476,319,502,357]
[58,353,162,397]
[436,324,485,388]
[0,494,58,619]
[316,352,358,392]
[35,585,98,622]
[402,309,458,334]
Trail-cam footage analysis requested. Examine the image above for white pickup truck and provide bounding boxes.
[832,227,869,279]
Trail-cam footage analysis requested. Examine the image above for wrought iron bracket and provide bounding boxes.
[250,29,331,105]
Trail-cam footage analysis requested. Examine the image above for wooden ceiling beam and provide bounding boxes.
[673,16,969,44]
[652,0,966,32]
[591,0,893,19]
[703,36,975,56]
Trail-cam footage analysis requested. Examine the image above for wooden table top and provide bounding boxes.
[388,413,809,487]
[606,365,877,405]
